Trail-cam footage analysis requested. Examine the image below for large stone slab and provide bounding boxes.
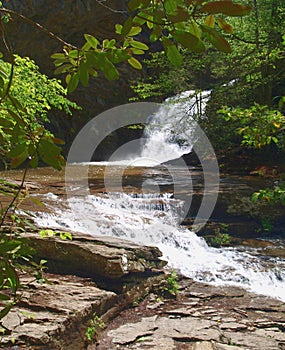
[24,231,166,283]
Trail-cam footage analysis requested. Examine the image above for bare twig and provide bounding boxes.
[0,8,77,49]
[94,0,128,14]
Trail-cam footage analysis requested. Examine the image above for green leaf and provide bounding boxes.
[205,15,215,28]
[79,61,89,86]
[38,138,63,170]
[188,21,201,39]
[200,1,252,17]
[115,24,123,35]
[29,196,45,207]
[6,109,25,127]
[164,0,178,15]
[86,52,105,69]
[101,57,120,80]
[5,262,20,294]
[54,63,73,75]
[169,8,190,23]
[133,15,146,25]
[0,117,13,128]
[0,293,10,301]
[108,49,131,64]
[8,96,26,112]
[201,25,231,53]
[84,34,99,49]
[122,16,134,37]
[0,239,22,255]
[67,73,79,93]
[128,57,142,69]
[217,18,233,33]
[68,50,80,59]
[128,26,142,36]
[130,40,149,50]
[105,39,116,48]
[30,153,39,168]
[251,192,260,202]
[7,143,26,158]
[150,26,162,42]
[10,149,28,168]
[59,232,72,240]
[51,53,66,60]
[166,44,183,67]
[0,303,13,320]
[128,0,142,11]
[173,30,199,50]
[130,48,145,55]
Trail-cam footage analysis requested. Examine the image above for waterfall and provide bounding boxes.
[139,90,210,165]
[100,90,210,167]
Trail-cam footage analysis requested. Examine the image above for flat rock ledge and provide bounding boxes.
[0,232,166,349]
[96,279,285,350]
[24,231,166,289]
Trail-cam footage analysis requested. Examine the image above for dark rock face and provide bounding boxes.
[3,0,141,154]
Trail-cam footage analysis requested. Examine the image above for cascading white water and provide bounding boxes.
[101,90,210,167]
[139,90,210,165]
[35,191,285,301]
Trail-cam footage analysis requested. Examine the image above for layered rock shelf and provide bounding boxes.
[97,279,285,350]
[1,231,284,349]
[0,232,166,349]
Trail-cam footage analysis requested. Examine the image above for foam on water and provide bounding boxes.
[34,191,285,301]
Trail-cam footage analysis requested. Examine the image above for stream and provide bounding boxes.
[2,91,285,302]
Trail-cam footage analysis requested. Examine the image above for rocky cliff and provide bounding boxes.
[2,0,142,153]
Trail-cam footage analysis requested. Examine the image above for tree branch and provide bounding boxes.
[0,8,77,49]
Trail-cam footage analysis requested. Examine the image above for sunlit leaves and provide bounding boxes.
[53,24,149,91]
[39,229,72,240]
[0,56,76,171]
[219,104,285,149]
[84,34,99,49]
[128,57,142,69]
[252,187,285,206]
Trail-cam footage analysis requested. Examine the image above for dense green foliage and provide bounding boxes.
[0,55,80,170]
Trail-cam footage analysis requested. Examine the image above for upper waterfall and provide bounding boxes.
[139,90,210,165]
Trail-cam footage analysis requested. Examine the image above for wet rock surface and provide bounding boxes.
[96,278,285,350]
